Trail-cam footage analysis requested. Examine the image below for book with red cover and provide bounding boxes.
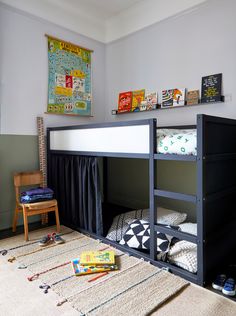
[118,91,132,113]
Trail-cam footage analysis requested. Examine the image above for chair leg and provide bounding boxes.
[55,206,60,233]
[12,207,19,232]
[22,206,29,241]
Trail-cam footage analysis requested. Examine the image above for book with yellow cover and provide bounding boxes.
[71,258,118,276]
[79,250,115,266]
[131,89,145,111]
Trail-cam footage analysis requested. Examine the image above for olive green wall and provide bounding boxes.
[0,135,40,230]
[0,138,197,230]
[107,158,197,222]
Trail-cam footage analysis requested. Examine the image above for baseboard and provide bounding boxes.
[0,221,48,240]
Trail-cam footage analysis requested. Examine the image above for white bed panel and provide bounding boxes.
[50,125,150,154]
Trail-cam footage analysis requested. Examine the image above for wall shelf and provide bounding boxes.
[111,96,225,115]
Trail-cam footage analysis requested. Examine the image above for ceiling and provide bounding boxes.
[1,0,207,43]
[53,0,144,20]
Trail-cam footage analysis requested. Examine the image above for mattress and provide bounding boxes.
[157,129,197,155]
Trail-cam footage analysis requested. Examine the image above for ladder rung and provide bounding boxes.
[154,189,197,203]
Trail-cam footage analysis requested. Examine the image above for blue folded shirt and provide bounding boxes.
[21,187,53,196]
[20,187,54,203]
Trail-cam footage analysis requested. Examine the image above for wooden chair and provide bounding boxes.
[12,170,60,241]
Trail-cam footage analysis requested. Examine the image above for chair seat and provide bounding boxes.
[20,199,57,210]
[13,171,60,241]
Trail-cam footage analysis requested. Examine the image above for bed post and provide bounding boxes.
[200,114,236,286]
[149,118,157,261]
[196,114,205,286]
[46,128,51,191]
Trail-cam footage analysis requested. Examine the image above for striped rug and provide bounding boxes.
[0,226,189,315]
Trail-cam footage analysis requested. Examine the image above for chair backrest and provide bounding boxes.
[14,170,43,205]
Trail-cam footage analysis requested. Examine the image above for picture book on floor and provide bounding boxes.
[79,250,115,265]
[71,258,118,276]
[118,91,132,113]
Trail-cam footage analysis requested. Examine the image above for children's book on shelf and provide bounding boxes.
[201,73,222,103]
[131,89,145,111]
[71,258,118,276]
[79,250,115,265]
[145,92,158,110]
[118,91,132,113]
[187,90,199,105]
[173,88,186,106]
[161,89,174,108]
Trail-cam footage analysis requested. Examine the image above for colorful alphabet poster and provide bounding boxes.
[47,36,92,116]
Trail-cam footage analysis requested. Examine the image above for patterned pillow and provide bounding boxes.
[119,219,179,260]
[106,209,148,242]
[106,207,186,242]
[157,129,197,155]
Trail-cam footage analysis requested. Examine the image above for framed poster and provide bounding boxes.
[47,35,93,116]
[201,73,222,103]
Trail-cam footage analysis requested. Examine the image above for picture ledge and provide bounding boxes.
[44,112,93,117]
[112,96,225,115]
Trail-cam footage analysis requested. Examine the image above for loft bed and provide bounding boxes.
[47,114,236,286]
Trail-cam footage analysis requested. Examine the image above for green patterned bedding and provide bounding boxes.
[157,129,197,155]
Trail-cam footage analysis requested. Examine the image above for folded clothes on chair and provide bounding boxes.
[20,187,54,203]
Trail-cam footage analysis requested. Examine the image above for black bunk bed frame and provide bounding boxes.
[47,114,236,286]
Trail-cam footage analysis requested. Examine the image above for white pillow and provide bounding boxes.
[154,207,187,226]
[157,129,197,156]
[168,240,197,273]
[179,222,197,236]
[126,207,187,226]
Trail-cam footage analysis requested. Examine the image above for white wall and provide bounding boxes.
[106,0,207,43]
[0,4,106,135]
[1,0,236,135]
[105,0,236,126]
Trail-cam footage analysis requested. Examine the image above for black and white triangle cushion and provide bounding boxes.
[119,219,179,260]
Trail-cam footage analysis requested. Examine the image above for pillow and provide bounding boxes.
[157,129,197,156]
[105,209,148,242]
[119,219,179,260]
[168,240,197,273]
[179,222,197,236]
[126,207,187,226]
[106,207,187,242]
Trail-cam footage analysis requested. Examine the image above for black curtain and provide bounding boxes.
[49,154,103,235]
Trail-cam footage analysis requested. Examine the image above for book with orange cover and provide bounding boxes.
[118,91,132,113]
[79,250,115,266]
[173,88,186,106]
